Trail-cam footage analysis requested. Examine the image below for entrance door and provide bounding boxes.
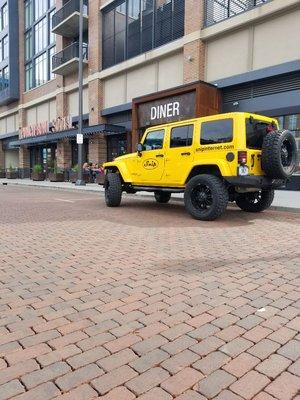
[164,124,195,185]
[107,135,127,161]
[41,146,56,171]
[134,129,166,185]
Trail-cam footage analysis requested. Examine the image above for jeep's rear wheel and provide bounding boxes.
[104,172,122,207]
[261,130,297,179]
[184,174,229,221]
[236,189,274,213]
[154,191,171,204]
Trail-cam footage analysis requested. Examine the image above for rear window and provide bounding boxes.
[246,118,271,149]
[200,119,233,145]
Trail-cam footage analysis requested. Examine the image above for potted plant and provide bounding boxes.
[6,165,19,179]
[49,166,65,182]
[31,164,45,181]
[69,164,79,183]
[0,167,5,178]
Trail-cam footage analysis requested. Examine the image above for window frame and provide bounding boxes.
[24,0,56,91]
[142,129,165,151]
[170,124,194,148]
[200,118,234,146]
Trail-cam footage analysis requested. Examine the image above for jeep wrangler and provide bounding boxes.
[103,112,298,221]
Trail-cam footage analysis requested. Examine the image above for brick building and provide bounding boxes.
[0,0,299,181]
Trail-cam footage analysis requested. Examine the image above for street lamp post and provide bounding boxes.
[75,0,85,186]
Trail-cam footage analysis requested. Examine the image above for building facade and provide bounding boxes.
[0,0,299,183]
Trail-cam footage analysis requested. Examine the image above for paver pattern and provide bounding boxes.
[0,185,299,399]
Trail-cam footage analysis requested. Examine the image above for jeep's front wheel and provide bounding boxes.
[235,189,274,213]
[184,174,229,221]
[104,173,122,207]
[154,191,171,204]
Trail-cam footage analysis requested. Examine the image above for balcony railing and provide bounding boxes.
[52,0,88,37]
[204,0,272,27]
[52,42,88,75]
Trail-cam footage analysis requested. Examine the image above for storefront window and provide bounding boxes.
[275,114,300,174]
[102,0,185,69]
[24,0,55,91]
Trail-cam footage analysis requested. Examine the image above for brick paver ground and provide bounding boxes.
[0,186,299,399]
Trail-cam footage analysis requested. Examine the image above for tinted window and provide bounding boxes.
[143,130,164,150]
[246,118,270,149]
[170,125,193,148]
[201,119,233,145]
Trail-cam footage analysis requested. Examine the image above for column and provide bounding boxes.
[183,0,206,83]
[88,135,107,166]
[19,146,30,178]
[56,140,72,170]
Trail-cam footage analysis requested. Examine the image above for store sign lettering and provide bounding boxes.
[20,116,73,139]
[150,102,180,120]
[138,92,196,127]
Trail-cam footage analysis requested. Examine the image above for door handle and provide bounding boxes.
[156,154,164,158]
[251,154,255,168]
[181,152,191,156]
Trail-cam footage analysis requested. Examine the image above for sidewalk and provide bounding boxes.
[1,178,299,212]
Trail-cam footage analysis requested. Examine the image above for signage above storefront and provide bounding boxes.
[20,115,74,139]
[138,92,196,127]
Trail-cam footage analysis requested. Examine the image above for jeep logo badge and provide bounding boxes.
[143,159,158,170]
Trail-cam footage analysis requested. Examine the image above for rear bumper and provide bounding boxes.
[224,176,286,189]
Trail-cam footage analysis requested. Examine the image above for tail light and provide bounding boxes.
[266,124,275,133]
[238,151,247,165]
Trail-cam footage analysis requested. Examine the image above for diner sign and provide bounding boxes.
[138,92,196,127]
[20,115,74,139]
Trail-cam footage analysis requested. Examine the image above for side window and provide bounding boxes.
[170,125,194,148]
[143,129,164,150]
[200,119,233,145]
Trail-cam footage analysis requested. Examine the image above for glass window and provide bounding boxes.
[170,125,194,148]
[201,119,233,145]
[25,62,33,91]
[115,3,126,64]
[143,130,165,150]
[127,0,140,58]
[2,35,8,59]
[35,17,47,53]
[102,0,185,69]
[2,3,8,29]
[35,0,48,20]
[25,30,33,60]
[246,118,271,150]
[141,0,154,52]
[25,0,33,29]
[49,45,55,79]
[35,52,47,86]
[49,9,55,44]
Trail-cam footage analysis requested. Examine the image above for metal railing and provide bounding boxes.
[204,0,273,27]
[52,42,88,71]
[52,0,88,30]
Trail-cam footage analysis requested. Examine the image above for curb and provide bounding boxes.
[1,180,299,214]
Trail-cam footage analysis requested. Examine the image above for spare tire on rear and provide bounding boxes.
[261,130,298,179]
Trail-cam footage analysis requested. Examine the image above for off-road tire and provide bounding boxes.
[104,173,122,207]
[154,191,171,203]
[184,174,229,221]
[236,189,274,213]
[262,130,297,179]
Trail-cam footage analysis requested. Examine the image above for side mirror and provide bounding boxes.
[136,143,143,155]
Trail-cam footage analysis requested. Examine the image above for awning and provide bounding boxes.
[11,123,127,147]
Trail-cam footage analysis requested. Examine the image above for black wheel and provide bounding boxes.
[262,130,298,179]
[184,174,228,221]
[154,191,171,203]
[236,189,274,213]
[104,173,122,207]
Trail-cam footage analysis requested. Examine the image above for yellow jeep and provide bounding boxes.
[103,112,297,220]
